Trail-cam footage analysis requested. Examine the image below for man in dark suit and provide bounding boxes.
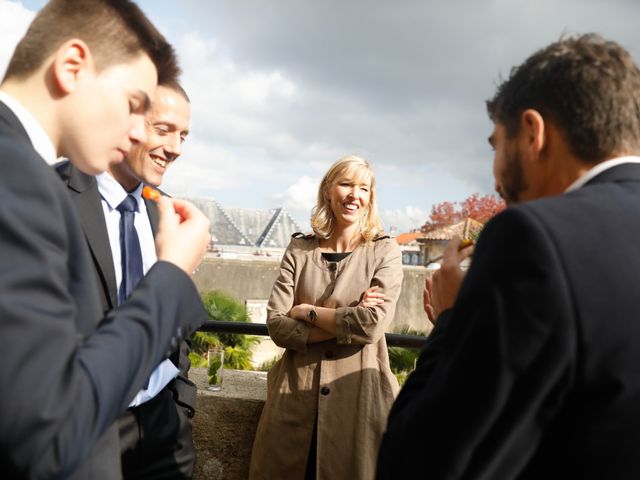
[57,82,198,479]
[378,34,640,479]
[0,1,211,479]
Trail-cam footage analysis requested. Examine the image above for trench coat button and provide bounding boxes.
[320,386,330,396]
[328,263,337,272]
[325,350,334,359]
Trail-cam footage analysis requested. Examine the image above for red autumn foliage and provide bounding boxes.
[423,201,462,232]
[421,193,505,232]
[459,193,506,223]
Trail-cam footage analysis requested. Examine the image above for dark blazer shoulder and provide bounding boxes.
[55,160,98,194]
[0,101,31,149]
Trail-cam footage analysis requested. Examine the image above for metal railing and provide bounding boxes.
[198,321,427,349]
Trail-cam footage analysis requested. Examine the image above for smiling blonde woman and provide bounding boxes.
[249,155,404,480]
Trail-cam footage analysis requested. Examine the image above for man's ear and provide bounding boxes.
[520,109,546,162]
[51,39,94,94]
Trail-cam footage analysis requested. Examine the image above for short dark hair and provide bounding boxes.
[3,0,180,85]
[487,34,640,164]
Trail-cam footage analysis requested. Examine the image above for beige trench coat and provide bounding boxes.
[249,234,403,480]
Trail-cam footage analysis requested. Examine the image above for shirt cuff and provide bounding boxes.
[334,307,352,344]
[280,316,313,353]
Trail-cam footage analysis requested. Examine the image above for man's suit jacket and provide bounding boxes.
[55,162,197,416]
[0,102,208,479]
[378,163,640,479]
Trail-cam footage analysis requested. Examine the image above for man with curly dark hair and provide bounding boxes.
[379,34,640,479]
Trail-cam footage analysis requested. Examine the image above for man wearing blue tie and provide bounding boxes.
[57,81,197,479]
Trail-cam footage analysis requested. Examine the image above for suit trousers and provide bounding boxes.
[118,386,196,480]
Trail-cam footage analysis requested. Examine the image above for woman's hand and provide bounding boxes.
[358,286,385,307]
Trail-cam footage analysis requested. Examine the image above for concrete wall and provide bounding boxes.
[193,257,432,333]
[190,368,266,480]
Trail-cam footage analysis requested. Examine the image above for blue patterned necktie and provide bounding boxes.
[116,194,143,305]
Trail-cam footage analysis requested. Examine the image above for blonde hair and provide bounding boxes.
[311,155,384,242]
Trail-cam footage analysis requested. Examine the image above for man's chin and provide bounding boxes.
[70,158,108,176]
[143,172,164,188]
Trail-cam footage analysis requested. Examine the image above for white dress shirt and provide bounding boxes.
[565,155,640,192]
[0,91,57,165]
[96,173,179,407]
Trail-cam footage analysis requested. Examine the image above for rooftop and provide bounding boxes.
[187,198,302,249]
[396,231,423,246]
[418,218,484,241]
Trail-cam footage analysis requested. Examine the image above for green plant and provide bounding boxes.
[257,354,282,372]
[393,370,410,386]
[224,345,254,370]
[388,327,427,386]
[190,290,260,370]
[201,290,252,347]
[388,345,420,373]
[190,332,221,356]
[189,351,207,368]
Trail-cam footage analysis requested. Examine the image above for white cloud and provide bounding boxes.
[274,175,318,212]
[0,1,35,78]
[381,205,427,234]
[263,175,318,231]
[155,31,300,203]
[178,31,297,117]
[5,0,640,224]
[162,30,348,212]
[161,135,276,198]
[235,70,297,106]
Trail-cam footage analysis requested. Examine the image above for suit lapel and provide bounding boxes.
[67,166,119,309]
[144,193,159,236]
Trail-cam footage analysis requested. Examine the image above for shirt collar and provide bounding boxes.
[0,91,58,165]
[566,155,640,192]
[96,172,144,212]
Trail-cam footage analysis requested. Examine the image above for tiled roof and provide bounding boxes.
[395,231,423,245]
[419,218,484,241]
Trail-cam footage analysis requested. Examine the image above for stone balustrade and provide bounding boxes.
[190,368,267,479]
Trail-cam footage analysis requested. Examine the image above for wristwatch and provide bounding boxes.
[307,306,317,323]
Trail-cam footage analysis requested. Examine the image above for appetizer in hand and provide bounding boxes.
[142,185,161,202]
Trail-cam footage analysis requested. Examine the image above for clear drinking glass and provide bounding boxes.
[207,347,224,391]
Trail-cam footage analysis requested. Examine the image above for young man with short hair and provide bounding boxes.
[0,1,211,478]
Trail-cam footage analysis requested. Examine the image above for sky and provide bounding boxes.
[2,0,640,232]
